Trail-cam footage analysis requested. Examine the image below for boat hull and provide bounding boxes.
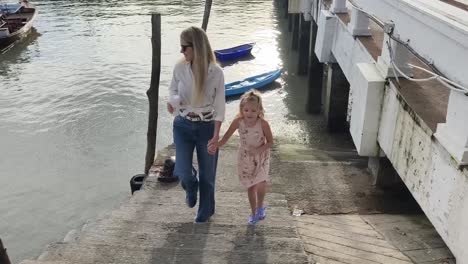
[215,43,254,61]
[0,2,37,52]
[225,69,282,97]
[0,25,32,51]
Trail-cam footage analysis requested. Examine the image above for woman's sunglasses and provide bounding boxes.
[181,44,192,52]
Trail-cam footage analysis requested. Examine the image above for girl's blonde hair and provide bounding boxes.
[238,90,265,118]
[180,26,216,106]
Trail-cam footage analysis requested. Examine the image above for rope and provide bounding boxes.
[387,37,468,94]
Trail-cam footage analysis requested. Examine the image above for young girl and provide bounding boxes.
[209,90,273,225]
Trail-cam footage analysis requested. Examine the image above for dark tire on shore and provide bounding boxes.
[0,238,11,264]
[130,174,146,194]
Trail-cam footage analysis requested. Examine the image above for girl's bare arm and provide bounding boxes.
[252,119,273,154]
[218,117,241,147]
[208,117,241,155]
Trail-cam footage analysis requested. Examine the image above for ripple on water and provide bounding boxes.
[0,1,287,263]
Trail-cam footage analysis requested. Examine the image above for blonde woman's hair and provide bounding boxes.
[238,90,265,118]
[180,26,216,106]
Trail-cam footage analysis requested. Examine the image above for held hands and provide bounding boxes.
[207,136,219,155]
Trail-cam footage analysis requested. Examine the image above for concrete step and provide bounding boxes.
[23,188,308,264]
[128,189,289,209]
[104,190,293,226]
[25,247,308,264]
[132,189,288,202]
[81,218,300,239]
[21,261,71,264]
[39,235,306,262]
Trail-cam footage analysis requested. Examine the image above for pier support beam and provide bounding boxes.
[306,20,324,114]
[323,63,350,132]
[284,0,289,19]
[368,156,402,188]
[291,13,300,50]
[435,91,468,166]
[297,14,310,75]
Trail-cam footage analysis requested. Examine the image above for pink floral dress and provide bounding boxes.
[238,119,271,188]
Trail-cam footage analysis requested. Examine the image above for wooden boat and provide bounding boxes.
[225,69,282,97]
[214,43,254,61]
[0,0,37,52]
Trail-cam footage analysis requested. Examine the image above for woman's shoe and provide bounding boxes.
[185,192,197,208]
[182,167,198,208]
[255,207,266,220]
[194,216,210,223]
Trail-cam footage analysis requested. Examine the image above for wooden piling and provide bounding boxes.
[306,20,324,114]
[201,0,212,31]
[0,238,11,264]
[323,63,350,133]
[291,13,300,50]
[144,13,161,175]
[297,14,310,75]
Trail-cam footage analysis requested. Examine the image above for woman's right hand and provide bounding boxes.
[167,102,174,114]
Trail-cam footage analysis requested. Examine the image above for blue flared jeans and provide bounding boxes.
[173,115,218,222]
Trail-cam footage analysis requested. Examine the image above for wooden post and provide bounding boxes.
[297,14,310,75]
[0,238,11,264]
[306,20,324,114]
[323,63,350,132]
[144,13,161,175]
[201,0,212,31]
[291,13,300,50]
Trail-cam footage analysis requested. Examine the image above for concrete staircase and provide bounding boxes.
[20,182,308,264]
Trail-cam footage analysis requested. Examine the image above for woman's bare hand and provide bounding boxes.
[167,102,174,114]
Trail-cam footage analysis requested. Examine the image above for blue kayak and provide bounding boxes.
[214,43,254,61]
[225,69,282,97]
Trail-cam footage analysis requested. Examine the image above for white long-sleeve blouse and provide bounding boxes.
[168,61,226,122]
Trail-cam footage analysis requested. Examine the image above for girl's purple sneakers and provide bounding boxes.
[248,214,258,225]
[256,207,266,220]
[248,207,267,225]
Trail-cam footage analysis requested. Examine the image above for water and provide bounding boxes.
[0,0,355,262]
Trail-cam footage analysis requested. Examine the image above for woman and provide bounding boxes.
[167,26,225,223]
